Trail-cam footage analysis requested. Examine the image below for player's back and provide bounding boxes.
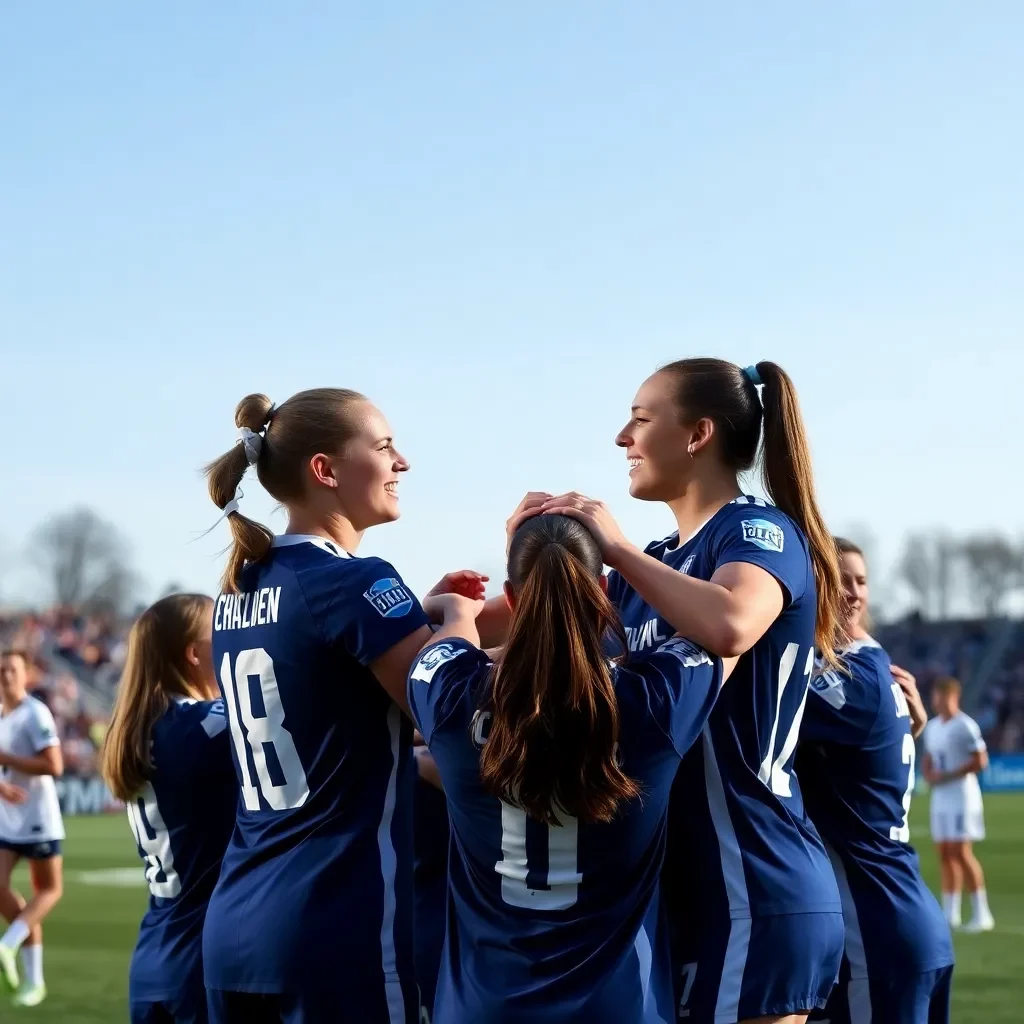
[203,535,425,1009]
[798,639,953,976]
[128,698,237,1004]
[408,635,723,1024]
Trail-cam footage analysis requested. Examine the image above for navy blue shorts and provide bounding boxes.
[131,994,207,1024]
[674,912,844,1023]
[0,838,61,860]
[207,988,419,1024]
[813,962,953,1024]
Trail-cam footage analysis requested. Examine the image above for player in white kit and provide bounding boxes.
[0,650,66,1007]
[921,676,994,933]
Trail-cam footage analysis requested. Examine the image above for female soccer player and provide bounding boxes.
[408,513,733,1024]
[201,389,484,1024]
[922,677,994,932]
[0,649,65,1009]
[539,359,845,1024]
[101,593,237,1024]
[799,538,954,1024]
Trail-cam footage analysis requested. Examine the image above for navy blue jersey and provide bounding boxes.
[407,634,724,1024]
[203,534,428,1021]
[413,773,450,1017]
[609,497,841,926]
[799,638,954,976]
[128,698,236,1005]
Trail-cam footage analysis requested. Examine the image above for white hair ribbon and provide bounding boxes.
[238,427,263,466]
[193,489,244,540]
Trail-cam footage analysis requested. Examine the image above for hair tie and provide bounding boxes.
[742,365,762,387]
[238,427,263,466]
[193,489,244,541]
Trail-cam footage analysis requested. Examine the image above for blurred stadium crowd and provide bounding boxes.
[1,604,1023,773]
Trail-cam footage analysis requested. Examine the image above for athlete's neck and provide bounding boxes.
[284,510,363,555]
[0,693,25,715]
[845,621,869,642]
[666,470,743,544]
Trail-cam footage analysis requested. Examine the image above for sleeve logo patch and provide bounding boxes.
[811,669,847,709]
[363,577,414,618]
[411,642,466,685]
[657,636,711,667]
[741,518,784,553]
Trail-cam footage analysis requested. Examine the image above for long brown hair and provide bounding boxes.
[479,514,639,825]
[100,594,213,802]
[661,357,844,665]
[204,389,366,593]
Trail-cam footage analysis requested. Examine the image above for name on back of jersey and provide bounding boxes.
[741,518,785,553]
[363,577,414,618]
[213,587,282,631]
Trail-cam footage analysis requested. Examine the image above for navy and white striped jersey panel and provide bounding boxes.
[407,635,723,1023]
[613,497,840,920]
[203,536,426,1021]
[799,638,953,976]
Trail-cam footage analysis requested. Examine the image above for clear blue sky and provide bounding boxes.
[2,2,1021,607]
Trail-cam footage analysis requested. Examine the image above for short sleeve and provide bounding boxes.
[620,637,723,757]
[28,702,60,752]
[921,720,938,758]
[961,716,987,755]
[801,655,881,746]
[304,556,430,666]
[192,699,236,784]
[407,638,486,743]
[708,504,808,606]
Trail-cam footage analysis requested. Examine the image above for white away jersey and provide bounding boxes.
[0,696,65,843]
[922,712,986,807]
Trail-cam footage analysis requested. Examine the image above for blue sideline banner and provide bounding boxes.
[981,754,1024,792]
[56,775,124,815]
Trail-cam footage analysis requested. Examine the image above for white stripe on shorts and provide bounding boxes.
[702,726,752,1023]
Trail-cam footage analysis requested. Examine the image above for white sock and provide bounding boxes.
[942,892,962,923]
[19,944,42,987]
[971,889,992,920]
[0,920,29,952]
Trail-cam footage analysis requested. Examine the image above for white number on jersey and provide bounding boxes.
[890,732,915,843]
[219,648,310,812]
[496,803,582,910]
[127,787,181,899]
[758,644,814,797]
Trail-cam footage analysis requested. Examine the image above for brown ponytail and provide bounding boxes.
[661,358,844,665]
[100,594,212,802]
[479,514,639,825]
[755,361,844,665]
[204,388,366,594]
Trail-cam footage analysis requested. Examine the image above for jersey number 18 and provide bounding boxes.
[219,649,310,812]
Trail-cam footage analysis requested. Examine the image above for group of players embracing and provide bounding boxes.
[100,357,956,1024]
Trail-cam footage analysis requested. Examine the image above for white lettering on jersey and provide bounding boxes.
[624,617,669,652]
[214,587,282,631]
[890,682,910,719]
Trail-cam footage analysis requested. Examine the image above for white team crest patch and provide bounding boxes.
[657,636,711,667]
[363,577,414,618]
[411,642,466,685]
[811,669,847,709]
[680,554,695,576]
[741,518,784,553]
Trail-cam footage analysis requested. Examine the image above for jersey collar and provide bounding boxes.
[272,534,351,558]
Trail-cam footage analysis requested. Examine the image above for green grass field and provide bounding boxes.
[5,795,1024,1022]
